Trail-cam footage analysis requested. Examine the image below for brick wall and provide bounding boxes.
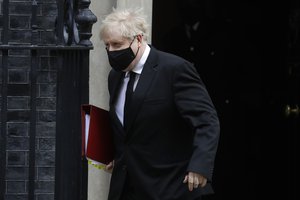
[6,0,57,45]
[1,1,58,200]
[4,50,58,200]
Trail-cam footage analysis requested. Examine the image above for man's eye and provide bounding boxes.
[112,43,122,48]
[105,42,124,50]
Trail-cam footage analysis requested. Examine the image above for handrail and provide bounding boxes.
[0,44,93,50]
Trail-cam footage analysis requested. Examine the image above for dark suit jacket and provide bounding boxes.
[107,46,220,200]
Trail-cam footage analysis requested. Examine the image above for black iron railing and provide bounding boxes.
[0,1,96,200]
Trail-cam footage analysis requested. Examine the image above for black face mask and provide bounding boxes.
[106,37,139,71]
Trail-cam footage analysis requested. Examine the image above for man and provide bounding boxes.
[99,8,220,200]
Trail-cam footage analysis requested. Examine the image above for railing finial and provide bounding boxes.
[75,0,97,46]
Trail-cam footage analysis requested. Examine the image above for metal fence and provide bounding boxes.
[0,0,96,200]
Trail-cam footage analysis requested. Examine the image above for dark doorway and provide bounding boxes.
[152,1,298,200]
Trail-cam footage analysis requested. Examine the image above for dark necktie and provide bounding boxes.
[124,71,136,128]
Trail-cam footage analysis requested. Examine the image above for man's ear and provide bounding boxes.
[136,34,143,43]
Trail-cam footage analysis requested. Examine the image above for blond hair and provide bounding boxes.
[99,7,149,41]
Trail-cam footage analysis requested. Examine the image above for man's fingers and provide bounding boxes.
[104,161,114,173]
[199,177,207,187]
[106,162,113,169]
[193,177,199,188]
[188,174,193,191]
[184,172,208,191]
[183,175,188,183]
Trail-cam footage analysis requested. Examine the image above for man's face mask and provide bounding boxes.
[106,37,139,71]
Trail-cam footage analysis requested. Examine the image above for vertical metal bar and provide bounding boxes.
[2,0,9,44]
[79,50,89,200]
[0,2,9,197]
[70,0,76,45]
[0,50,8,200]
[28,50,38,200]
[31,0,38,45]
[56,0,65,45]
[55,50,89,200]
[54,52,63,200]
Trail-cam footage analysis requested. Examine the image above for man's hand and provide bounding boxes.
[104,161,114,173]
[183,172,207,191]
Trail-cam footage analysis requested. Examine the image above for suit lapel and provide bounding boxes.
[125,48,159,136]
[109,72,125,106]
[109,71,126,135]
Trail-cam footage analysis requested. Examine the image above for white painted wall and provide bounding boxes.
[89,0,117,111]
[89,1,116,200]
[88,0,152,199]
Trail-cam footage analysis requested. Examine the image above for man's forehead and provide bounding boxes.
[104,35,127,44]
[104,29,125,41]
[105,28,126,41]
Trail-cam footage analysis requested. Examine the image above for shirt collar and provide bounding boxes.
[131,44,151,75]
[125,45,151,78]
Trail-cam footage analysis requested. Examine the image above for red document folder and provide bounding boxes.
[81,104,114,165]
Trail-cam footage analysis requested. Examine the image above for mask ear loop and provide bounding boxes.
[130,34,143,46]
[129,35,137,46]
[134,45,140,58]
[130,35,140,58]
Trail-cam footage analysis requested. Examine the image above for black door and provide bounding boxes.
[261,1,299,200]
[152,1,298,199]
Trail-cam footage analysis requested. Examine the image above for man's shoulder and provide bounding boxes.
[150,45,189,64]
[147,46,196,76]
